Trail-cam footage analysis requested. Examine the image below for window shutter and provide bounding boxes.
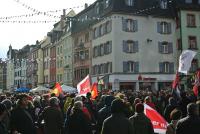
[159,62,164,73]
[109,41,112,53]
[123,61,128,72]
[97,46,101,56]
[168,42,173,53]
[168,23,171,34]
[134,20,138,32]
[158,42,163,53]
[122,18,127,31]
[104,43,107,55]
[169,62,174,73]
[134,62,139,73]
[157,22,161,33]
[134,41,139,52]
[123,40,127,52]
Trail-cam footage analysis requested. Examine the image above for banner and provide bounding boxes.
[144,104,167,134]
[178,50,197,74]
[77,75,91,95]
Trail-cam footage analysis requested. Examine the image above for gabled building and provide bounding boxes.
[88,0,177,91]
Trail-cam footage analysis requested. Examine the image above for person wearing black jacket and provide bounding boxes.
[176,103,200,134]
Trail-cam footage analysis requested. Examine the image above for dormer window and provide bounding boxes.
[185,0,192,3]
[105,0,110,8]
[160,0,168,9]
[125,0,134,6]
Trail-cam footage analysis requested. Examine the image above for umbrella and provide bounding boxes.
[61,85,77,93]
[30,86,49,93]
[15,87,30,92]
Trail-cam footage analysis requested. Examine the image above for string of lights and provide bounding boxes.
[0,5,158,23]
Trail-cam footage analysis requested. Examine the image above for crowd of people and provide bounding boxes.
[0,88,200,134]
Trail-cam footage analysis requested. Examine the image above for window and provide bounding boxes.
[123,40,139,53]
[85,32,89,42]
[187,14,196,27]
[160,0,168,9]
[104,41,112,55]
[159,62,174,73]
[79,51,85,60]
[123,61,139,73]
[157,22,171,34]
[185,0,192,3]
[122,19,138,32]
[99,25,103,36]
[188,36,197,49]
[93,46,98,57]
[94,28,98,38]
[105,0,110,8]
[106,20,112,33]
[125,0,134,6]
[85,50,89,60]
[190,59,198,72]
[158,42,173,54]
[100,44,104,56]
[177,39,182,50]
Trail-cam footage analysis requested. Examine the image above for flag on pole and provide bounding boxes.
[144,104,168,134]
[91,82,98,99]
[51,82,63,96]
[77,75,91,95]
[172,72,181,99]
[193,70,200,96]
[178,50,197,74]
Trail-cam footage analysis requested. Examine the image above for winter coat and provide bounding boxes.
[66,108,92,134]
[176,115,200,134]
[101,113,133,134]
[38,106,63,134]
[10,107,36,134]
[129,113,154,134]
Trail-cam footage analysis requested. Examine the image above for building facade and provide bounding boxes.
[0,59,6,91]
[90,0,176,91]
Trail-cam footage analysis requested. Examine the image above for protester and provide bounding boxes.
[144,96,156,110]
[38,97,63,134]
[164,97,178,122]
[129,103,154,134]
[10,94,36,134]
[166,108,182,134]
[176,103,200,134]
[0,103,8,134]
[101,99,133,134]
[65,101,92,134]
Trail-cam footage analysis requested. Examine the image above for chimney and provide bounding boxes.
[85,3,88,9]
[60,9,66,29]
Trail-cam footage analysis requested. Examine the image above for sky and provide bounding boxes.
[0,0,96,59]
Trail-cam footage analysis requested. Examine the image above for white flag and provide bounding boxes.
[178,50,197,74]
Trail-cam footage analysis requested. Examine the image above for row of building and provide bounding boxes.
[3,0,200,92]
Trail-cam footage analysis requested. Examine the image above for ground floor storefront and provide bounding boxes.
[92,73,175,91]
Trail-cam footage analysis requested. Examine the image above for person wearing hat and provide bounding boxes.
[101,99,133,134]
[10,94,36,134]
[129,103,154,134]
[0,103,8,134]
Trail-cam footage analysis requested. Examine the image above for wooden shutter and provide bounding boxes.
[169,62,174,73]
[133,41,139,52]
[123,40,127,52]
[123,61,128,72]
[168,23,171,34]
[168,42,173,53]
[133,20,138,32]
[122,18,127,31]
[134,62,139,73]
[158,42,163,53]
[157,22,161,33]
[159,62,164,73]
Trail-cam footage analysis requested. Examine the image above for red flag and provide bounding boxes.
[193,70,200,96]
[144,104,167,134]
[77,75,91,95]
[172,72,180,89]
[51,82,63,96]
[91,83,98,99]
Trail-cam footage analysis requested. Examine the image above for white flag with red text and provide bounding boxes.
[77,75,91,95]
[144,104,168,134]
